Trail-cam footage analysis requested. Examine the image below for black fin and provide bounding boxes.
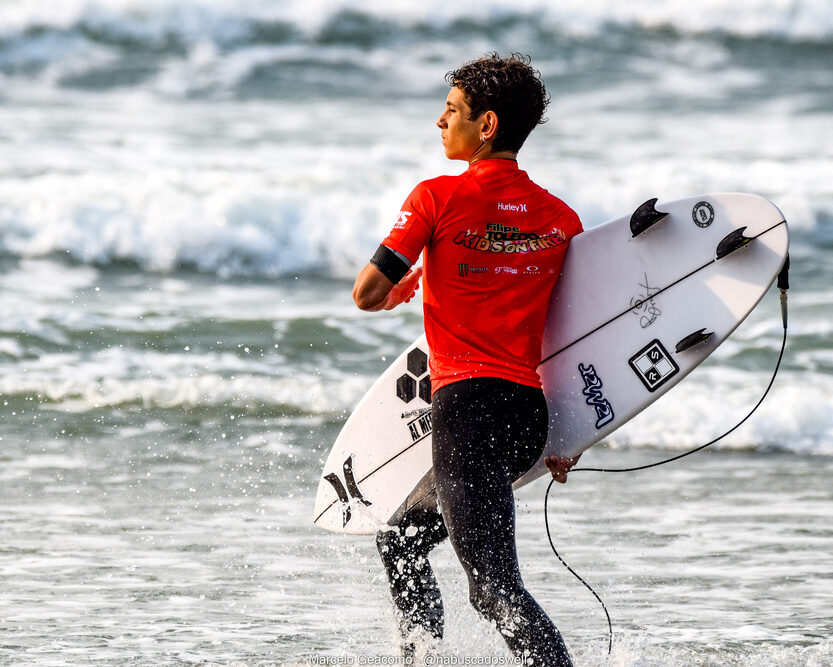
[675,328,714,353]
[716,227,752,260]
[630,198,670,237]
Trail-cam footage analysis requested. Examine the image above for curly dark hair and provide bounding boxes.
[445,53,550,153]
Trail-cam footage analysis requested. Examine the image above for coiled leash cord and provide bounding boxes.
[544,259,790,656]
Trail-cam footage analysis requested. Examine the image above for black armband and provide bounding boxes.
[370,245,410,284]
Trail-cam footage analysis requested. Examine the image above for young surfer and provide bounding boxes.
[353,53,582,665]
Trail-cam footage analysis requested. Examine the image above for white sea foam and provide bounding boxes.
[0,142,392,278]
[0,0,828,462]
[2,1,833,102]
[0,1,830,282]
[0,96,829,280]
[609,367,833,456]
[2,0,833,47]
[0,366,369,414]
[0,339,828,455]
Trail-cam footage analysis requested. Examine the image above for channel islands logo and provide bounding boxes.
[396,347,431,404]
[396,347,432,444]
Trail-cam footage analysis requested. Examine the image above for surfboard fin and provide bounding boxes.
[716,226,752,260]
[630,198,669,237]
[675,328,714,353]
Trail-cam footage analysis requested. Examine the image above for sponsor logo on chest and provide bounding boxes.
[458,264,490,277]
[453,227,567,254]
[497,202,528,213]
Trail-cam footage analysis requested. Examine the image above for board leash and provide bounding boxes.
[543,259,790,656]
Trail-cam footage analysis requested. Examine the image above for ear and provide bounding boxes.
[480,110,499,142]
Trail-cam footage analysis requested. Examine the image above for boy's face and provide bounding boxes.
[436,86,486,162]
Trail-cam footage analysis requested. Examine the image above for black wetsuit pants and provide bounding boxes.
[376,378,573,666]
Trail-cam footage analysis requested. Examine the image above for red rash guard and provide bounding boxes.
[381,159,583,394]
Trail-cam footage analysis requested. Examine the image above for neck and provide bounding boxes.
[468,141,517,165]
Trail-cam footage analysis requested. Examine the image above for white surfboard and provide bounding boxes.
[314,193,789,534]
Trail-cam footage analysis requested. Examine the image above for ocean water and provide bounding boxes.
[1,1,832,664]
